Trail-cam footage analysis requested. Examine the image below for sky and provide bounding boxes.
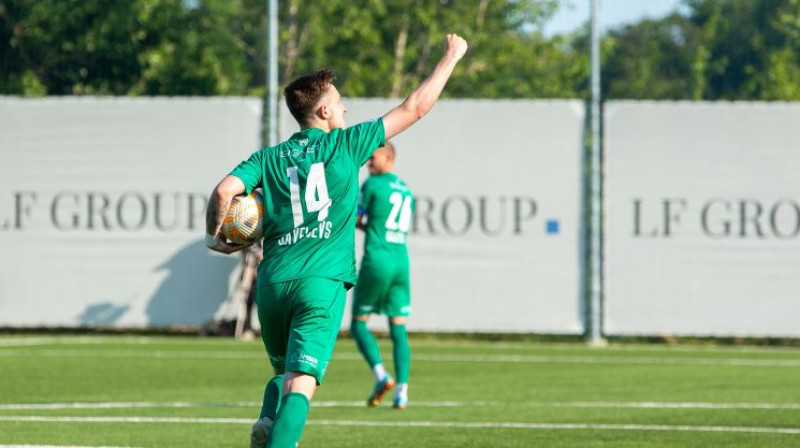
[542,0,688,36]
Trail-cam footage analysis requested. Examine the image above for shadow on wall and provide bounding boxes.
[76,303,131,326]
[145,239,239,326]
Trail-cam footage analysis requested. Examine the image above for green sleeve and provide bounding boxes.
[341,118,386,166]
[229,149,264,194]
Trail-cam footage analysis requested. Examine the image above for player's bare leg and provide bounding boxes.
[389,316,410,409]
[267,372,317,448]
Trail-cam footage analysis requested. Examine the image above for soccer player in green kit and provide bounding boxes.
[205,34,467,448]
[352,141,415,409]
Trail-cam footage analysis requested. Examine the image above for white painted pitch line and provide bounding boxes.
[309,419,800,435]
[0,337,145,348]
[0,350,261,360]
[0,416,797,435]
[0,339,66,347]
[409,341,800,355]
[556,401,800,410]
[2,400,800,411]
[405,353,800,367]
[3,337,798,356]
[0,401,479,410]
[0,416,252,424]
[593,345,800,355]
[0,337,233,347]
[0,445,140,448]
[2,349,800,367]
[0,402,258,410]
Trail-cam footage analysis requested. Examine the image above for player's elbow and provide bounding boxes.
[405,97,432,120]
[212,184,229,201]
[385,99,432,138]
[213,177,240,201]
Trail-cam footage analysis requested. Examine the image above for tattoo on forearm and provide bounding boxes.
[205,195,231,236]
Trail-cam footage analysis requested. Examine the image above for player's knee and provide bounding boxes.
[282,371,318,401]
[389,316,407,325]
[389,320,407,341]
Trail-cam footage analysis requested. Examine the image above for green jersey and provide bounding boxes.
[231,119,386,287]
[358,172,414,260]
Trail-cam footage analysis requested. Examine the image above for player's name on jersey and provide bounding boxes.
[385,230,407,244]
[389,181,410,192]
[277,220,333,246]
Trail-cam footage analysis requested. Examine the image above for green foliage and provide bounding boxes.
[601,14,699,100]
[2,0,800,100]
[0,0,261,95]
[276,0,582,98]
[0,0,582,98]
[602,0,800,100]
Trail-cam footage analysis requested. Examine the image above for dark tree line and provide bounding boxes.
[2,0,798,100]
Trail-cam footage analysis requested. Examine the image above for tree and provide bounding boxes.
[0,0,260,95]
[1,0,586,98]
[689,0,800,100]
[600,0,800,101]
[13,0,800,101]
[276,0,586,99]
[600,13,700,100]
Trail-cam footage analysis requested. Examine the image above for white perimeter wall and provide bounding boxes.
[281,99,586,333]
[0,98,262,327]
[604,101,800,337]
[6,97,799,337]
[0,98,586,333]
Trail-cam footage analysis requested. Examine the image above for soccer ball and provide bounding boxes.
[222,190,265,244]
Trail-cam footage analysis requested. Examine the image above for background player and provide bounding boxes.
[205,34,468,448]
[352,141,414,409]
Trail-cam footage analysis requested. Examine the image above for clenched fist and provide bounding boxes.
[445,34,468,61]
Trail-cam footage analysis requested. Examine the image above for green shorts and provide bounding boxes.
[353,257,410,318]
[256,277,347,384]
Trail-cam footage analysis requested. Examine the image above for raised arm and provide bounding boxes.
[382,34,468,140]
[205,174,251,254]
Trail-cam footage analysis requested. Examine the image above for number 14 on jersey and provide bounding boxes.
[286,163,331,228]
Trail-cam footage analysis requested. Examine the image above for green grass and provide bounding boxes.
[1,335,799,447]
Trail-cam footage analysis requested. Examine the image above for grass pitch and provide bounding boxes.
[1,335,799,447]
